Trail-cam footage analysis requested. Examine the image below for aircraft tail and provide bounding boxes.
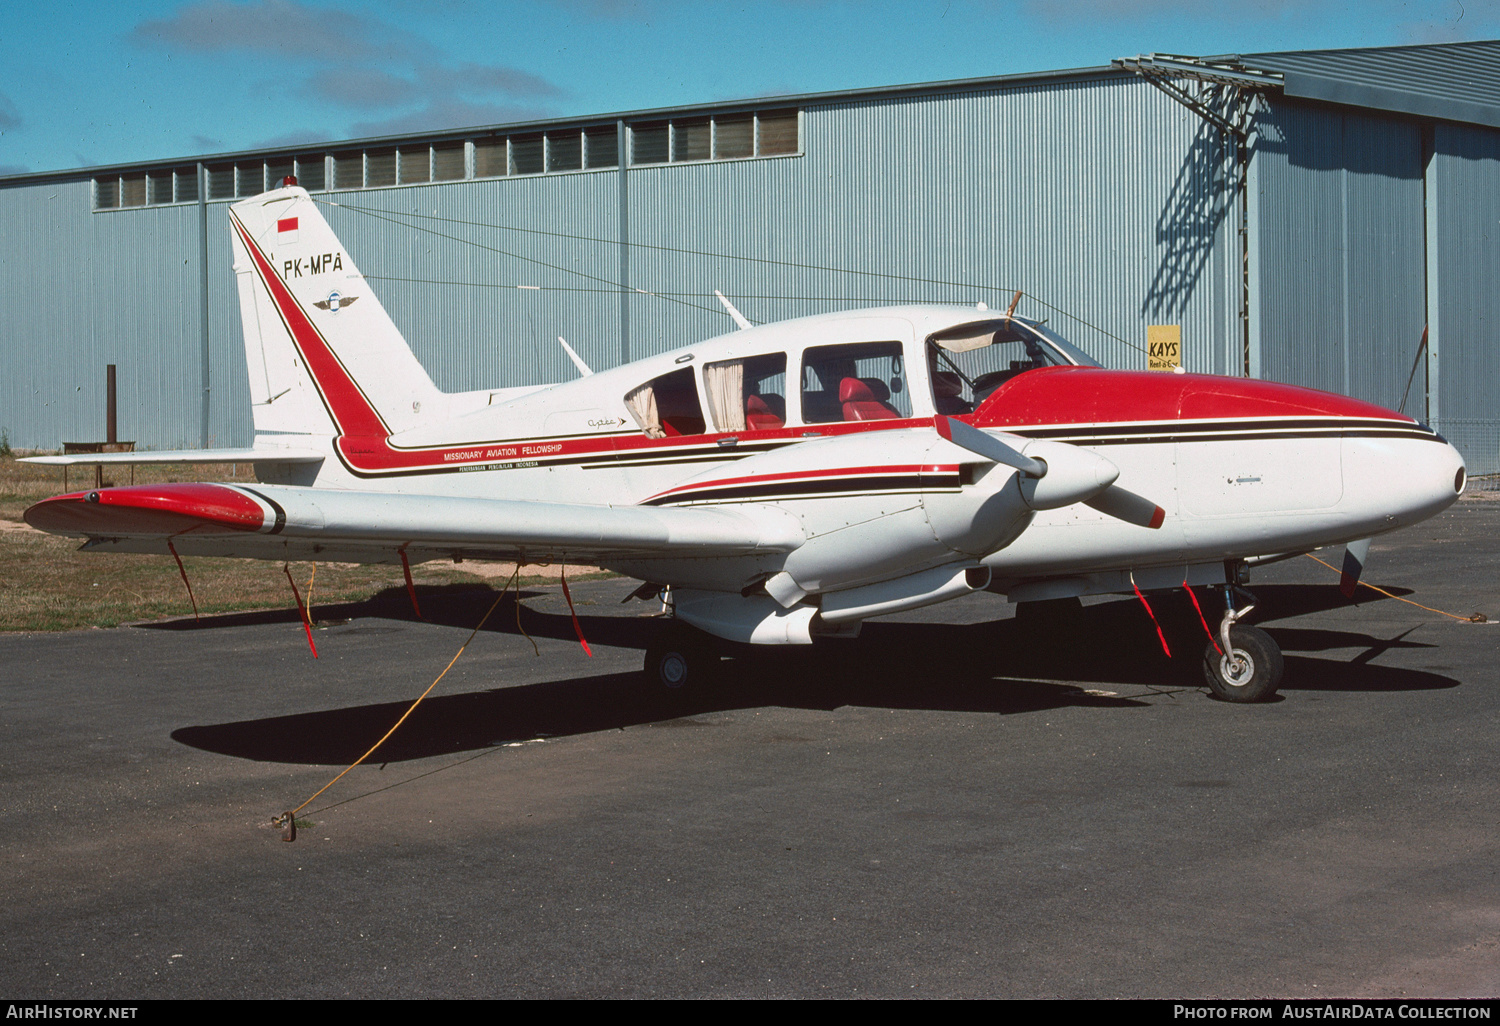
[229,183,444,441]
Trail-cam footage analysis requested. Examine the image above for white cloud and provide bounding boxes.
[131,0,418,62]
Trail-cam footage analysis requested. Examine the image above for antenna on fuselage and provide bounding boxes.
[557,336,593,377]
[714,290,753,331]
[1002,290,1023,328]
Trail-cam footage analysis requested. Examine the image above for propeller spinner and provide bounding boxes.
[934,416,1165,529]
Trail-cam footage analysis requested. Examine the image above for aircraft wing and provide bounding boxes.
[22,448,325,466]
[23,482,803,566]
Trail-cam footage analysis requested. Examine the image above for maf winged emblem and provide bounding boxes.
[314,291,359,313]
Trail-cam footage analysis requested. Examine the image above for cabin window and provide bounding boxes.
[801,342,911,424]
[624,368,705,439]
[926,318,1099,410]
[703,353,788,432]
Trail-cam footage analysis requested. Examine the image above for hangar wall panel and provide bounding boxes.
[0,182,208,450]
[1429,121,1500,475]
[1251,99,1426,411]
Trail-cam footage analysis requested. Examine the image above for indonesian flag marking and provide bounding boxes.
[277,216,299,243]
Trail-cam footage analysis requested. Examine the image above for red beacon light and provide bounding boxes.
[281,176,297,187]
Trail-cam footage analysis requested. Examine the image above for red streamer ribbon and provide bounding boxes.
[1131,575,1171,658]
[1183,582,1222,655]
[399,549,425,620]
[560,566,593,657]
[283,564,318,659]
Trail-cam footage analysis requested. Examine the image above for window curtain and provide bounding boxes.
[625,383,665,438]
[703,360,746,432]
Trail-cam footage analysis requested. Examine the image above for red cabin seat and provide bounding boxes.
[745,393,785,430]
[839,377,901,421]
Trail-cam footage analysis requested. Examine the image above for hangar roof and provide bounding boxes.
[1239,40,1500,130]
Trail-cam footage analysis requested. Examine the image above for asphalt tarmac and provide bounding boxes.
[2,502,1498,999]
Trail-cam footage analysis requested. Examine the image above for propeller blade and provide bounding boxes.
[1083,484,1166,530]
[1340,537,1371,597]
[934,416,1045,477]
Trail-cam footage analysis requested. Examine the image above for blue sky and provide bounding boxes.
[1,0,1495,176]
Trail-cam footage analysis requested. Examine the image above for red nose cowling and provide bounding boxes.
[970,366,1415,428]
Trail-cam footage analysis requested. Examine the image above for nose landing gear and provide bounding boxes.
[1202,576,1283,702]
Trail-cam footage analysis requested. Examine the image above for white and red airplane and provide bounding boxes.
[24,181,1467,702]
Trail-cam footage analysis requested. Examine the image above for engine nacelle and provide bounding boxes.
[818,563,991,624]
[649,428,1033,595]
[674,590,818,644]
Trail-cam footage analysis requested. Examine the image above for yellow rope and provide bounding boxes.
[275,574,514,828]
[305,562,316,624]
[1303,553,1487,623]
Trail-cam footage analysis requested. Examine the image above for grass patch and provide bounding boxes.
[0,455,612,632]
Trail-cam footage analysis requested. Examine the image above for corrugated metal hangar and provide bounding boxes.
[2,40,1498,473]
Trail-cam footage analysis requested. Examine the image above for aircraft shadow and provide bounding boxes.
[171,664,1148,766]
[140,579,1414,649]
[170,587,1458,765]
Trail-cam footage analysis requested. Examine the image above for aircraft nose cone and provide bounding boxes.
[1428,436,1468,506]
[1342,430,1466,530]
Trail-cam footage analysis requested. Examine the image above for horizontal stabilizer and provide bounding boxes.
[22,448,325,466]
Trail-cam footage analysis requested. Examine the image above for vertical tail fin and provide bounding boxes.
[229,184,443,440]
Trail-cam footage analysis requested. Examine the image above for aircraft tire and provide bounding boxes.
[645,622,718,692]
[1202,624,1283,703]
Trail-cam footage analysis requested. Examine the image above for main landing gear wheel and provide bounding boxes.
[1202,624,1284,703]
[644,623,719,693]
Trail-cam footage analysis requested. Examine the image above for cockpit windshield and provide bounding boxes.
[926,317,1099,414]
